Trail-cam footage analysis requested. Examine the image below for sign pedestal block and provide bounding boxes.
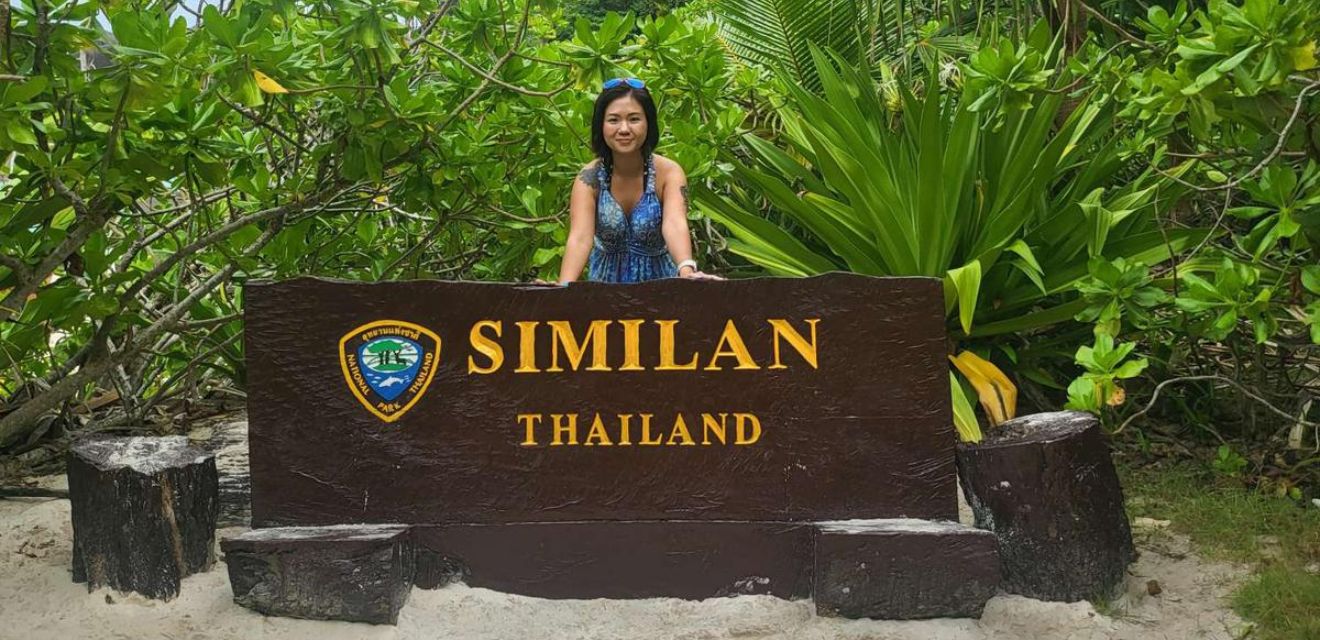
[813,520,1000,619]
[413,521,813,599]
[221,525,414,625]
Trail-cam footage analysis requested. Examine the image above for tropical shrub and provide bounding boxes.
[692,33,1208,438]
[0,0,746,449]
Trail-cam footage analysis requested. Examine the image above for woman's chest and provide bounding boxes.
[606,173,663,214]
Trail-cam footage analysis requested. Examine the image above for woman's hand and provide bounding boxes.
[679,267,724,281]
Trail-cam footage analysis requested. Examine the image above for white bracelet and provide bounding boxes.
[677,259,698,273]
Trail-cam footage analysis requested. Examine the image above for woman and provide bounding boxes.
[555,77,720,284]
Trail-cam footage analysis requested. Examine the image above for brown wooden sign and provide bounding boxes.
[246,274,956,527]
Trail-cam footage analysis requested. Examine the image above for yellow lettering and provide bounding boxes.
[468,321,504,374]
[517,413,542,446]
[735,413,762,444]
[617,414,634,445]
[547,320,612,372]
[705,320,760,370]
[584,414,613,446]
[655,320,699,370]
[551,413,578,445]
[515,321,540,373]
[667,414,696,446]
[702,413,728,445]
[638,413,661,445]
[768,319,820,369]
[618,319,645,371]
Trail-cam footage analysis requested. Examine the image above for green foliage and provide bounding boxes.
[1175,258,1277,343]
[1,0,1317,459]
[1103,0,1320,354]
[564,0,680,28]
[696,38,1193,340]
[963,22,1055,125]
[0,0,746,445]
[1232,162,1320,259]
[949,372,984,442]
[1124,0,1318,135]
[709,0,978,92]
[1075,257,1170,336]
[1065,333,1149,412]
[1212,444,1250,476]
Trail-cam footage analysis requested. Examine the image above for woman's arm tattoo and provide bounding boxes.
[577,166,598,189]
[680,185,690,211]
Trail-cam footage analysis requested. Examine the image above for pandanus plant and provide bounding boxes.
[694,44,1201,440]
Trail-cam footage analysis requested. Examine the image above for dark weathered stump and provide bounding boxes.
[813,519,1000,619]
[221,525,413,625]
[956,411,1134,601]
[67,436,219,600]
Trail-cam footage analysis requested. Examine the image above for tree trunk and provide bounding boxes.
[67,436,219,600]
[956,411,1134,602]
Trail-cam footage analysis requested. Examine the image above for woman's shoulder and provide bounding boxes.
[652,155,687,197]
[576,159,602,190]
[651,154,683,173]
[651,154,686,182]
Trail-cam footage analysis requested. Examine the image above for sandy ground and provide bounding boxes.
[0,475,1250,640]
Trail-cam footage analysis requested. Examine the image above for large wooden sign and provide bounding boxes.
[246,273,956,530]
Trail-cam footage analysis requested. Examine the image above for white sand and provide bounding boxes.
[0,481,1248,640]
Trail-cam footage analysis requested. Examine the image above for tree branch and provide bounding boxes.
[422,39,575,98]
[0,178,110,323]
[0,225,280,448]
[0,254,31,283]
[434,0,534,132]
[1115,375,1319,435]
[215,92,312,154]
[1075,0,1154,50]
[1151,80,1320,193]
[115,181,352,307]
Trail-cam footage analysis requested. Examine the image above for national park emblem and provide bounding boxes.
[339,320,441,423]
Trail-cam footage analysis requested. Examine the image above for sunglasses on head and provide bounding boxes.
[603,77,645,90]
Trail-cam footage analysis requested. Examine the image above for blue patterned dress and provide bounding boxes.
[588,154,678,283]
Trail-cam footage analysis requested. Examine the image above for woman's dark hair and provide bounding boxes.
[591,85,659,175]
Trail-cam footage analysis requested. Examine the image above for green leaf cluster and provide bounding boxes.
[697,39,1193,340]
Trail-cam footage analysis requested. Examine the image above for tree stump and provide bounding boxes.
[221,525,414,625]
[67,436,219,600]
[956,411,1134,601]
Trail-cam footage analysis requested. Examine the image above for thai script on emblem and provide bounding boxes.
[339,320,441,423]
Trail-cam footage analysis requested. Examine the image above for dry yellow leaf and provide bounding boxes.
[949,351,1018,427]
[253,70,289,94]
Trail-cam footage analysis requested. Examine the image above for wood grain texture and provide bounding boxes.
[68,436,218,601]
[222,525,413,624]
[814,520,1000,619]
[956,411,1135,601]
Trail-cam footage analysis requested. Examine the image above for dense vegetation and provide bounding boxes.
[1,0,1317,634]
[1,0,1318,545]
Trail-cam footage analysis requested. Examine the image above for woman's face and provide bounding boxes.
[602,95,647,156]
